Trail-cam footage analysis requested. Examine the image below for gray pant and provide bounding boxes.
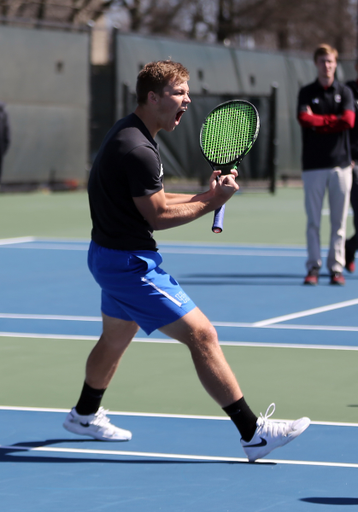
[302,166,352,273]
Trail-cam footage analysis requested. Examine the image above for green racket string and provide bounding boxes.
[201,102,258,165]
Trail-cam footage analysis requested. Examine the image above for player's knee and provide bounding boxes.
[100,320,139,348]
[190,323,219,350]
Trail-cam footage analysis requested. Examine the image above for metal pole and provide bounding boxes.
[269,82,278,194]
[357,0,358,58]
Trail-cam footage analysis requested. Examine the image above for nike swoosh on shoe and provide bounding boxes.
[244,437,267,448]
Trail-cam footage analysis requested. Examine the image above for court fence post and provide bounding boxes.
[268,82,278,194]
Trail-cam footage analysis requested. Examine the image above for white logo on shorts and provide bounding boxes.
[175,291,190,304]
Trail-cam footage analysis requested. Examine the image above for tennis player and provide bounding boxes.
[63,60,310,462]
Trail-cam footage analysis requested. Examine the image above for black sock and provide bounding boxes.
[75,382,106,416]
[223,397,258,442]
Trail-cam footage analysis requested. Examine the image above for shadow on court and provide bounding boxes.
[301,497,358,505]
[179,272,320,286]
[178,271,358,286]
[0,440,267,466]
[183,273,305,279]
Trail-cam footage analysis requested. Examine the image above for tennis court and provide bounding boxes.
[0,189,357,511]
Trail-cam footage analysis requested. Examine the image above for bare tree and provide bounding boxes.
[0,0,117,26]
[214,0,356,55]
[0,0,356,56]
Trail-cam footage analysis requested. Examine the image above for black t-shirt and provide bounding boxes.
[88,113,163,251]
[297,79,353,170]
[346,80,358,160]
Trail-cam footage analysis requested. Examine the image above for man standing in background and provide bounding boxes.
[297,44,355,286]
[345,68,358,273]
[0,102,10,187]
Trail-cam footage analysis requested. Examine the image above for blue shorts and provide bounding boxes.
[88,241,196,335]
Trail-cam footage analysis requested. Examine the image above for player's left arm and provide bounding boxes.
[164,192,197,204]
[164,170,238,205]
[133,170,238,231]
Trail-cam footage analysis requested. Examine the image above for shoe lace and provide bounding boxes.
[92,407,111,428]
[257,403,290,437]
[259,403,276,423]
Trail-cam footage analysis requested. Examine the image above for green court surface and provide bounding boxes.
[0,186,354,244]
[0,337,357,423]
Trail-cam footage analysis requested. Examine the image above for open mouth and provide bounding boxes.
[175,109,187,124]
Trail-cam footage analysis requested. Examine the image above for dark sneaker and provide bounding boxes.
[330,272,345,286]
[345,242,355,273]
[63,407,132,441]
[303,267,319,285]
[346,261,355,273]
[240,403,310,462]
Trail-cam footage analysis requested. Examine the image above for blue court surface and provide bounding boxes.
[0,408,357,512]
[0,237,357,512]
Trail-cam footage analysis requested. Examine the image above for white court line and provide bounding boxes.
[212,321,358,332]
[160,247,308,257]
[0,332,99,341]
[0,236,36,246]
[0,443,357,468]
[0,332,357,351]
[0,313,101,322]
[0,238,309,257]
[253,298,358,327]
[0,245,308,256]
[3,243,89,251]
[132,337,358,351]
[256,323,358,332]
[1,406,357,427]
[1,313,358,334]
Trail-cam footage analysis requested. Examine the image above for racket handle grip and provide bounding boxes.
[212,204,226,233]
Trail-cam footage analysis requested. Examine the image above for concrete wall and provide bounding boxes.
[0,24,90,184]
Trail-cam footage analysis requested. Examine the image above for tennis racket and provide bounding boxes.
[200,99,260,233]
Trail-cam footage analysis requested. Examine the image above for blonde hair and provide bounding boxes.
[136,60,189,105]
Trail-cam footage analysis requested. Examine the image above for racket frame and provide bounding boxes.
[199,99,260,233]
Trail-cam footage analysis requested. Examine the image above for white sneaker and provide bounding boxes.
[240,403,310,462]
[63,407,132,441]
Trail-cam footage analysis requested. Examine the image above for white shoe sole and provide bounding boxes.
[63,419,132,441]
